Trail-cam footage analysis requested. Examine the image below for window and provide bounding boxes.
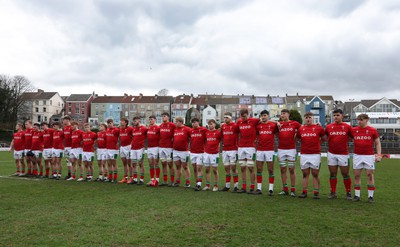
[82,105,85,109]
[140,111,145,117]
[43,100,46,105]
[44,116,47,122]
[296,101,301,107]
[50,100,52,105]
[176,105,181,109]
[35,107,39,112]
[68,108,71,114]
[147,105,152,110]
[56,110,58,114]
[164,106,169,110]
[68,102,72,106]
[38,115,41,122]
[95,111,99,116]
[95,104,98,109]
[43,107,46,112]
[207,111,211,115]
[110,105,113,109]
[76,105,80,114]
[157,104,161,108]
[313,101,320,108]
[313,116,320,124]
[35,100,39,105]
[311,110,319,114]
[183,105,188,109]
[141,105,144,109]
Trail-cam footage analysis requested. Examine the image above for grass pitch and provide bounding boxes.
[1,152,399,246]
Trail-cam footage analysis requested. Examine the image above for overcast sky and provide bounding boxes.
[1,0,400,101]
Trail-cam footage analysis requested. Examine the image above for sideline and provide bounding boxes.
[0,175,45,181]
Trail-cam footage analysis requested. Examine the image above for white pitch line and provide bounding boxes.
[0,175,45,181]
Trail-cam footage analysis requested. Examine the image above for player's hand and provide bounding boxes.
[375,154,382,162]
[8,148,12,153]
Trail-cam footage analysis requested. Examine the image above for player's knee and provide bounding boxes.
[239,160,247,167]
[246,160,254,167]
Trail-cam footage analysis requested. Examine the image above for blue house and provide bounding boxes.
[305,96,326,127]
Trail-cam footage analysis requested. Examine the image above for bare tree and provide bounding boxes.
[0,75,34,129]
[157,88,169,96]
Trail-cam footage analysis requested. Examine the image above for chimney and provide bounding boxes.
[38,89,44,93]
[155,94,158,99]
[139,93,143,99]
[124,93,128,97]
[296,92,299,96]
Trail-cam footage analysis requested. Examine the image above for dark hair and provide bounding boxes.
[106,119,114,123]
[100,123,107,129]
[33,123,40,127]
[133,116,141,120]
[207,119,216,125]
[161,112,170,117]
[52,122,60,127]
[191,118,200,123]
[260,110,269,116]
[281,109,290,114]
[239,108,248,116]
[71,121,78,126]
[63,115,71,120]
[224,112,232,117]
[40,122,48,126]
[357,114,369,120]
[304,112,314,117]
[333,109,343,115]
[149,115,156,119]
[120,117,129,124]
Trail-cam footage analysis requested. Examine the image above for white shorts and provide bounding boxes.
[64,147,71,158]
[173,150,189,162]
[203,153,219,167]
[130,148,144,162]
[70,148,83,160]
[278,149,297,163]
[24,149,30,156]
[353,154,375,170]
[222,150,237,166]
[82,152,94,162]
[238,147,256,160]
[120,145,131,159]
[14,150,24,159]
[97,148,107,161]
[300,154,321,170]
[190,153,203,165]
[256,151,275,162]
[32,150,43,158]
[327,152,349,166]
[147,147,159,159]
[43,148,53,160]
[106,149,119,160]
[159,148,173,162]
[52,149,64,159]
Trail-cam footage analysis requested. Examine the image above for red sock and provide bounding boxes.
[283,186,289,192]
[226,174,231,183]
[163,174,168,182]
[150,167,155,179]
[45,168,50,176]
[39,171,43,176]
[330,177,337,193]
[133,173,138,179]
[344,177,352,193]
[171,175,175,183]
[233,175,239,183]
[123,174,128,178]
[250,184,255,190]
[155,167,160,178]
[314,189,319,195]
[302,189,308,194]
[33,170,38,176]
[197,177,202,182]
[113,173,118,181]
[291,187,296,192]
[242,183,247,190]
[185,179,190,185]
[108,173,112,180]
[176,179,180,185]
[140,174,144,180]
[256,174,262,183]
[269,177,274,184]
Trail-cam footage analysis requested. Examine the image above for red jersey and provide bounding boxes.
[297,124,325,154]
[82,131,97,152]
[205,129,222,154]
[13,131,25,151]
[24,128,33,150]
[97,131,107,149]
[351,126,379,155]
[237,118,259,148]
[278,120,301,149]
[42,128,54,149]
[31,130,43,151]
[190,127,207,153]
[131,125,147,150]
[147,125,160,148]
[105,127,120,150]
[52,130,64,150]
[325,122,352,155]
[173,126,191,151]
[119,126,133,147]
[71,129,84,149]
[63,125,72,147]
[159,122,175,148]
[221,122,239,151]
[256,122,278,151]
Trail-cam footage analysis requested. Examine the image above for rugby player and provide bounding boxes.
[236,108,259,193]
[130,116,147,185]
[22,120,33,176]
[67,121,83,181]
[351,114,381,203]
[9,123,25,176]
[220,112,240,192]
[118,117,133,183]
[172,116,191,187]
[62,115,73,179]
[147,115,161,186]
[96,123,107,182]
[82,123,97,181]
[277,109,301,196]
[255,110,278,195]
[325,109,352,199]
[51,122,64,179]
[159,112,176,186]
[297,112,325,199]
[190,118,207,191]
[105,119,120,183]
[31,123,44,177]
[41,122,54,178]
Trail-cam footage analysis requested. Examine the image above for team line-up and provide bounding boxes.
[9,108,381,202]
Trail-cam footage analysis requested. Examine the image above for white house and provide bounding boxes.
[202,105,217,127]
[32,90,64,123]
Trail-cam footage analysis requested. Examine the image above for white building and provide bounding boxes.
[32,90,64,123]
[202,105,217,127]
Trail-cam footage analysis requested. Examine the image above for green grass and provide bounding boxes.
[1,152,399,246]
